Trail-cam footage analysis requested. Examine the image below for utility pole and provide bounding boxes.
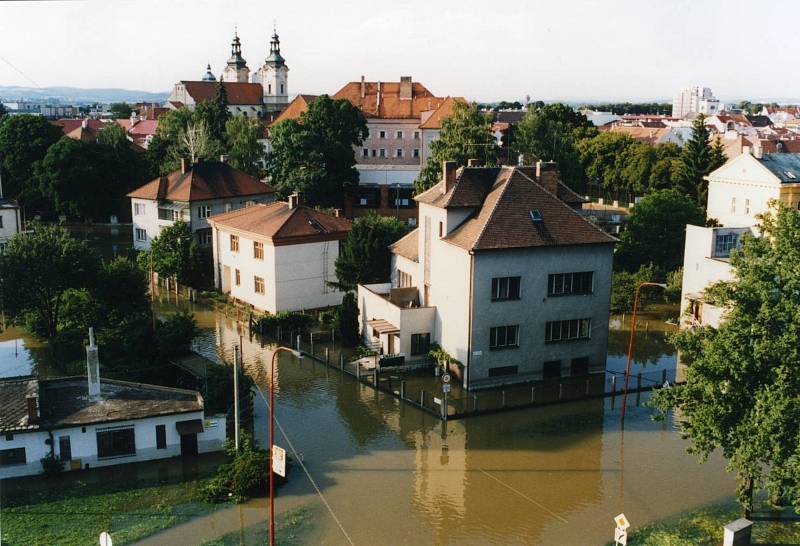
[233,344,240,451]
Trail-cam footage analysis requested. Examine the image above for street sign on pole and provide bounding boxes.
[272,445,286,478]
[442,374,451,384]
[614,513,630,530]
[614,527,627,545]
[99,532,113,546]
[443,383,451,393]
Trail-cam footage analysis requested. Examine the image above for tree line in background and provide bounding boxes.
[578,102,672,115]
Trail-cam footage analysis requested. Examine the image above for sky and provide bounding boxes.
[1,0,799,103]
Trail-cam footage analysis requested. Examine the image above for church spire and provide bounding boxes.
[202,63,216,81]
[222,28,250,82]
[266,25,285,66]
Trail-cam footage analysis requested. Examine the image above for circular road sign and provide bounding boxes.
[442,374,451,384]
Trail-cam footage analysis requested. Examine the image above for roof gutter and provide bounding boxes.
[465,250,475,390]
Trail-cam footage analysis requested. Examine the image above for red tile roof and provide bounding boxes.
[127,162,275,202]
[418,166,615,251]
[333,80,446,119]
[207,201,351,245]
[180,81,264,105]
[53,118,106,135]
[268,94,319,128]
[389,228,419,262]
[419,97,468,129]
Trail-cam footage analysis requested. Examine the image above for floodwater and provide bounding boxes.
[1,297,735,545]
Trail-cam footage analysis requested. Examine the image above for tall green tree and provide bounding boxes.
[148,220,210,287]
[576,131,637,192]
[268,95,368,207]
[514,103,596,189]
[194,79,230,145]
[651,203,800,516]
[414,102,496,193]
[615,189,705,273]
[0,223,99,338]
[334,213,406,291]
[335,292,360,347]
[146,107,195,174]
[225,116,264,176]
[109,102,133,119]
[0,114,62,202]
[677,115,726,207]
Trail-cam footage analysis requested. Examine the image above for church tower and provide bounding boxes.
[222,31,250,83]
[259,27,289,112]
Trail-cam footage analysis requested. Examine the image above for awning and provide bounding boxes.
[176,418,204,435]
[158,201,187,211]
[367,319,400,335]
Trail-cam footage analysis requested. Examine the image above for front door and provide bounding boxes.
[180,433,198,457]
[58,436,72,461]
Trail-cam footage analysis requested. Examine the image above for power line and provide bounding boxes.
[0,55,41,89]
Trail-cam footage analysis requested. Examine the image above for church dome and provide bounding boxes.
[202,64,216,81]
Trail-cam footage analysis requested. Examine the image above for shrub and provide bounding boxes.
[40,452,64,476]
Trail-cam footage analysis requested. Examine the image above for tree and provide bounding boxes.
[677,115,726,207]
[0,223,99,338]
[577,132,637,192]
[194,79,230,144]
[146,107,195,174]
[514,103,596,189]
[334,213,406,291]
[148,220,210,287]
[96,123,129,148]
[651,203,800,515]
[615,190,705,273]
[109,102,133,119]
[268,95,368,207]
[225,116,264,176]
[335,292,359,347]
[414,102,497,193]
[0,114,62,202]
[0,103,6,118]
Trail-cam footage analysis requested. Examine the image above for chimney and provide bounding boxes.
[360,75,366,99]
[86,327,101,398]
[442,161,457,194]
[333,208,342,218]
[26,396,38,425]
[376,81,382,111]
[81,118,88,129]
[742,145,751,156]
[180,157,190,174]
[467,158,480,167]
[219,154,228,164]
[535,161,560,195]
[399,76,412,100]
[288,192,303,209]
[753,143,763,159]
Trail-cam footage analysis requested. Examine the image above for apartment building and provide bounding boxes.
[672,86,720,119]
[357,161,614,389]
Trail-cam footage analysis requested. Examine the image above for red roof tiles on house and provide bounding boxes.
[333,80,445,119]
[180,81,264,105]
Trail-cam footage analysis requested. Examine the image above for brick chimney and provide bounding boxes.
[219,154,228,164]
[442,161,457,194]
[26,396,38,425]
[360,75,366,99]
[535,161,560,195]
[180,157,190,174]
[399,76,412,100]
[288,192,303,209]
[334,208,342,218]
[86,327,101,399]
[467,158,480,167]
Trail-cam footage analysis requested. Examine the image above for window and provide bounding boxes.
[379,130,386,139]
[357,187,381,207]
[59,436,72,461]
[488,365,518,377]
[235,269,241,286]
[745,198,751,214]
[0,447,26,466]
[397,270,412,288]
[489,325,519,349]
[413,148,420,158]
[396,148,403,158]
[379,149,386,158]
[198,231,212,246]
[254,276,265,294]
[543,360,561,379]
[197,205,212,219]
[371,149,377,157]
[268,83,272,94]
[491,277,521,301]
[548,272,593,296]
[134,203,145,216]
[570,357,590,376]
[155,424,166,450]
[362,148,369,158]
[438,222,443,238]
[4,433,13,441]
[135,228,147,242]
[715,233,739,256]
[396,130,403,139]
[545,319,591,343]
[730,197,736,214]
[280,83,284,94]
[96,427,136,458]
[230,234,239,252]
[413,131,420,140]
[410,333,431,355]
[253,241,264,260]
[158,208,181,221]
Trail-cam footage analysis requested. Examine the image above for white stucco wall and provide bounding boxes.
[706,154,781,227]
[0,206,21,247]
[0,412,225,479]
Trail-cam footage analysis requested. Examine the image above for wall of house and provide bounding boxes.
[706,155,781,226]
[0,207,21,247]
[421,128,440,161]
[358,120,422,166]
[273,240,344,312]
[213,228,276,312]
[0,413,225,479]
[468,244,614,388]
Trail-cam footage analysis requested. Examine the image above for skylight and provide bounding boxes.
[529,209,543,223]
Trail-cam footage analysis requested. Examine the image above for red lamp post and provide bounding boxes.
[267,345,302,546]
[620,282,666,425]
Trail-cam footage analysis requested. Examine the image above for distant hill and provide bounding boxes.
[0,85,169,105]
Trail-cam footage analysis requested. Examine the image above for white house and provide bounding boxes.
[127,159,275,250]
[207,194,352,313]
[0,332,225,479]
[680,150,800,328]
[357,161,615,389]
[0,199,22,252]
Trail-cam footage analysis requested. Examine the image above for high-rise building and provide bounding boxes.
[672,86,720,118]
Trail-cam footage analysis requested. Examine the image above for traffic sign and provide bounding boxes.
[614,527,627,545]
[99,532,113,546]
[614,513,630,530]
[442,374,451,384]
[443,383,451,393]
[272,445,286,478]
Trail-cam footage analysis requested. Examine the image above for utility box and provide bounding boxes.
[723,518,752,546]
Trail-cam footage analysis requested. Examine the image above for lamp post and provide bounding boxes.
[267,346,302,546]
[620,282,667,425]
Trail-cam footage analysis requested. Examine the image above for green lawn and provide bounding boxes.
[201,507,311,546]
[607,502,800,545]
[0,473,228,546]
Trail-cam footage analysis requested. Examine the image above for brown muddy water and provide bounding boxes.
[1,297,733,545]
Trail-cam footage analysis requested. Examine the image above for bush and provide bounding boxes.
[664,267,683,304]
[202,431,287,503]
[155,311,198,358]
[258,311,314,334]
[610,263,659,313]
[40,452,64,476]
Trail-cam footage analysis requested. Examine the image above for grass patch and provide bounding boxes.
[0,473,229,545]
[201,507,312,546]
[606,502,800,545]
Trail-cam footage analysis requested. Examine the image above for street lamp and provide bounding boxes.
[620,282,667,425]
[267,346,303,546]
